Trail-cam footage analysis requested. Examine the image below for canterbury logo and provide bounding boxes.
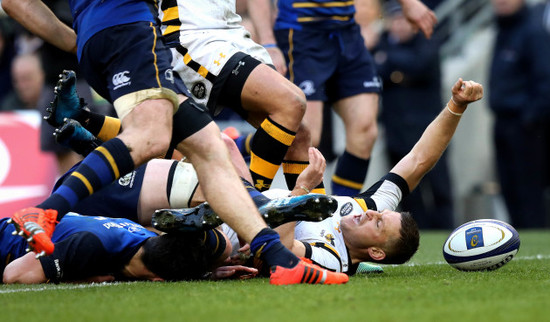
[113,71,131,90]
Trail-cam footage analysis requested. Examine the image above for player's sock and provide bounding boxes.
[250,117,295,191]
[282,160,308,190]
[38,137,134,220]
[250,228,300,269]
[331,151,369,196]
[80,113,121,142]
[311,182,326,194]
[241,178,271,208]
[283,160,326,194]
[234,133,253,158]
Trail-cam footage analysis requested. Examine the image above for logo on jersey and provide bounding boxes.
[113,71,131,90]
[325,233,335,246]
[118,171,136,187]
[299,80,315,96]
[340,202,353,217]
[165,69,174,83]
[192,82,207,99]
[363,76,382,89]
[232,61,246,75]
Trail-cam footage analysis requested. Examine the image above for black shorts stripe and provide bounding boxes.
[175,45,217,83]
[165,160,179,202]
[160,0,176,11]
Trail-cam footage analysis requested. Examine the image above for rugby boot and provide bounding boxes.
[270,257,349,285]
[8,207,58,257]
[44,70,90,127]
[153,194,337,233]
[152,203,223,232]
[356,262,384,274]
[54,119,102,156]
[258,194,337,228]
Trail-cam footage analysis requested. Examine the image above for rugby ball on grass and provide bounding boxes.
[442,219,520,271]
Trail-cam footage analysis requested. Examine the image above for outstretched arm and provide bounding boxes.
[2,0,77,54]
[390,78,483,192]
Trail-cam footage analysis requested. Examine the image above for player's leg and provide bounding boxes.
[238,61,307,191]
[284,102,326,193]
[10,22,177,256]
[329,24,381,196]
[44,70,122,142]
[331,93,378,196]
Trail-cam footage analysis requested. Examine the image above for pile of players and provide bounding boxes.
[1,0,482,285]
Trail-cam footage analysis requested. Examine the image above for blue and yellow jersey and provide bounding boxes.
[275,0,356,30]
[68,0,157,59]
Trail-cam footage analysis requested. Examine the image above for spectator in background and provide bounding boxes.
[371,2,454,229]
[488,0,550,228]
[0,17,16,103]
[0,53,45,111]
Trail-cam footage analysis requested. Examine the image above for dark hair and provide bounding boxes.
[379,212,419,264]
[141,233,211,281]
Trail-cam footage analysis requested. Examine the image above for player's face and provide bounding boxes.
[340,209,402,250]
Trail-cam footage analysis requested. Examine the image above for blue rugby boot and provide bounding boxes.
[258,194,337,228]
[152,202,223,233]
[355,262,384,274]
[54,119,102,156]
[44,70,89,127]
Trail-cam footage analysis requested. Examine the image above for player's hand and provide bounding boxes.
[211,265,258,280]
[400,0,438,39]
[451,78,484,107]
[293,147,326,195]
[227,244,251,265]
[266,46,288,76]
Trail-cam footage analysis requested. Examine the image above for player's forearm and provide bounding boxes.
[392,79,483,191]
[2,0,77,54]
[247,0,277,45]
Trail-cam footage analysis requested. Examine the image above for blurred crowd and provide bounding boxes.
[1,0,549,229]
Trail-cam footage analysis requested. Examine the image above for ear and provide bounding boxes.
[367,247,386,261]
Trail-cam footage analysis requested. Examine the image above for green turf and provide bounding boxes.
[2,230,549,322]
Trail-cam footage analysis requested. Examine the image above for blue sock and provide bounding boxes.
[249,228,300,268]
[331,151,369,196]
[39,138,134,220]
[234,133,253,158]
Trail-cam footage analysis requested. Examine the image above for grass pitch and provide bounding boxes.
[1,230,549,322]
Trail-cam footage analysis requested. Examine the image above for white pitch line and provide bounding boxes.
[0,282,133,294]
[1,255,549,293]
[405,254,550,267]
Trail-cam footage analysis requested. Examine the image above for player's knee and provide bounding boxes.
[270,87,306,127]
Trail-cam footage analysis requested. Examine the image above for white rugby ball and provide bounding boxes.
[442,219,520,271]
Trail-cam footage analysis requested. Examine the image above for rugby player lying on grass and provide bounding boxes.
[1,212,259,284]
[2,132,335,284]
[50,78,483,275]
[157,78,484,274]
